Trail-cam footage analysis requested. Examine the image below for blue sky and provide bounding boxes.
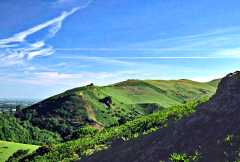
[1,0,240,99]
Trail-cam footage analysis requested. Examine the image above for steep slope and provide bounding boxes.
[80,71,240,162]
[16,79,217,138]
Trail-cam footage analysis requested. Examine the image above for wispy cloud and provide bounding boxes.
[0,7,80,67]
[57,0,73,4]
[4,71,136,86]
[55,47,211,52]
[0,7,79,45]
[61,55,228,61]
[111,56,227,59]
[54,26,240,55]
[61,55,135,65]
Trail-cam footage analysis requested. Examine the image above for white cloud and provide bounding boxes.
[0,52,25,67]
[0,70,146,87]
[27,47,54,60]
[55,47,208,52]
[61,55,225,61]
[0,7,81,66]
[54,26,240,54]
[61,55,135,65]
[16,71,115,86]
[56,0,76,5]
[0,7,79,45]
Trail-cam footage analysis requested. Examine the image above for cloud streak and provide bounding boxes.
[54,26,240,55]
[61,55,231,60]
[55,47,212,52]
[0,7,80,67]
[61,55,135,65]
[0,7,79,45]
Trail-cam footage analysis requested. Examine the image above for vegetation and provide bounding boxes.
[0,140,39,162]
[16,98,207,162]
[0,79,218,161]
[16,79,217,138]
[0,114,61,145]
[169,151,201,162]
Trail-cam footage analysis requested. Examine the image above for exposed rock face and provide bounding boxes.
[79,71,240,162]
[199,71,240,114]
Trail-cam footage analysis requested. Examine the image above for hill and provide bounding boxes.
[80,71,240,162]
[16,79,218,138]
[0,141,39,162]
[9,97,207,162]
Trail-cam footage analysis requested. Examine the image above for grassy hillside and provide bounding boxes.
[206,78,221,87]
[16,98,207,162]
[0,141,39,162]
[75,71,240,162]
[16,79,218,138]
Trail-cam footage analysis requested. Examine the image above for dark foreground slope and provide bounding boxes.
[80,71,240,162]
[16,79,217,138]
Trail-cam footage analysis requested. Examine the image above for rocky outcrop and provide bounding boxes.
[199,71,240,114]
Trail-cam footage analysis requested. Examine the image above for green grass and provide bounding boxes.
[0,140,39,162]
[19,79,219,137]
[19,98,207,162]
[80,79,217,126]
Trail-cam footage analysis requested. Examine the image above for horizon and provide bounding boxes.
[2,77,220,100]
[1,0,240,99]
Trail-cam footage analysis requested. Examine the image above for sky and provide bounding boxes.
[1,0,240,99]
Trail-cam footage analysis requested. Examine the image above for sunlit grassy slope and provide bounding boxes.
[21,79,218,136]
[0,141,39,162]
[61,79,217,124]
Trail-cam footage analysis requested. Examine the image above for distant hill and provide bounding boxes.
[80,72,240,162]
[16,79,218,138]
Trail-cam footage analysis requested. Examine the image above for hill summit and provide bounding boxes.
[80,71,240,162]
[16,79,217,138]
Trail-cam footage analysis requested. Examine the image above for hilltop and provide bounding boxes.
[16,79,218,138]
[80,71,240,162]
